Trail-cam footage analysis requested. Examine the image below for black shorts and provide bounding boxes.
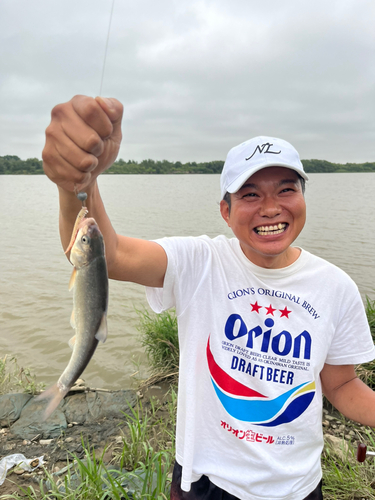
[170,462,323,500]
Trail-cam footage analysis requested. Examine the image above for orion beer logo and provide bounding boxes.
[246,142,281,161]
[224,314,311,360]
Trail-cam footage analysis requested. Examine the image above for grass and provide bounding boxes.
[356,296,375,391]
[5,447,174,500]
[4,388,177,499]
[136,308,179,388]
[0,355,45,396]
[322,427,375,499]
[366,295,375,339]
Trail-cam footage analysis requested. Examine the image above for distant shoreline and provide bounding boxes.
[1,155,375,174]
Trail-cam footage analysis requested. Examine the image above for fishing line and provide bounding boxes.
[99,0,116,96]
[74,0,115,204]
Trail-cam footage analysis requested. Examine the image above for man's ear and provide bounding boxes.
[220,199,231,227]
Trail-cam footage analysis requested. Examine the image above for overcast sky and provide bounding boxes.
[0,0,374,164]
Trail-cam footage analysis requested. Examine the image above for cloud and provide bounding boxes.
[0,0,374,163]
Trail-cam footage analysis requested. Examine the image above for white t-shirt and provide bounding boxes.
[146,235,375,500]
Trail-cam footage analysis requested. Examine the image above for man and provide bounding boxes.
[43,95,375,500]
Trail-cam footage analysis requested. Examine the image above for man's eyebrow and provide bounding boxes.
[239,182,257,190]
[239,178,299,191]
[278,178,299,186]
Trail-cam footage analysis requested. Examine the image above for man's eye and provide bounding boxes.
[243,192,257,198]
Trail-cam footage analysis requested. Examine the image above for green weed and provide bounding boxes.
[322,430,375,499]
[4,443,173,499]
[136,309,179,387]
[0,355,45,396]
[116,389,177,472]
[117,399,155,470]
[366,295,375,340]
[356,296,375,390]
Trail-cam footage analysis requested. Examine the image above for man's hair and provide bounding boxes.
[223,174,306,215]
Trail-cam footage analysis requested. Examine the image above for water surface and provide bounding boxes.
[1,173,374,389]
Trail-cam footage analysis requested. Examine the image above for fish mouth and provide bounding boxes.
[87,223,101,238]
[78,217,97,230]
[77,218,102,238]
[254,223,288,236]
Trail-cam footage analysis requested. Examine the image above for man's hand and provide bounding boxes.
[42,95,123,193]
[42,95,167,287]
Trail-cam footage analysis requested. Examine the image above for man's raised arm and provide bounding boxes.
[42,95,167,287]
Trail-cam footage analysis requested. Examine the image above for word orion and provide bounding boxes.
[225,315,311,360]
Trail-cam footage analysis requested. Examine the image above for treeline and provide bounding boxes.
[1,155,375,175]
[107,158,224,174]
[302,159,375,173]
[0,156,44,174]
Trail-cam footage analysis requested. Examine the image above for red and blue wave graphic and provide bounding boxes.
[207,337,315,427]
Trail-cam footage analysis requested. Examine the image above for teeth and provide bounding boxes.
[256,223,287,235]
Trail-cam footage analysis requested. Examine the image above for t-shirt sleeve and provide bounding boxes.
[325,286,375,365]
[146,236,212,314]
[146,239,177,313]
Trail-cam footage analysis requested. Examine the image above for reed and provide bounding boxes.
[0,355,45,396]
[136,308,179,388]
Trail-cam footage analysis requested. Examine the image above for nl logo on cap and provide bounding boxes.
[246,142,281,161]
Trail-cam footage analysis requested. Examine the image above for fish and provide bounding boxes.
[37,217,108,419]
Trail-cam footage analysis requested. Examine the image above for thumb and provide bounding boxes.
[95,96,123,141]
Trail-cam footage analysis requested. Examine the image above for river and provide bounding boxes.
[0,173,374,389]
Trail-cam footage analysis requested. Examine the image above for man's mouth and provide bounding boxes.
[255,223,287,236]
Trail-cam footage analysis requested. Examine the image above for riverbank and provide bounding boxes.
[0,382,175,498]
[2,384,375,499]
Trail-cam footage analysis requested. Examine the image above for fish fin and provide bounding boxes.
[95,314,108,343]
[35,383,69,421]
[68,335,76,349]
[68,267,77,291]
[70,310,75,329]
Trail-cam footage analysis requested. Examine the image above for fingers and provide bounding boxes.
[95,96,123,145]
[43,132,93,192]
[71,96,114,145]
[42,95,123,192]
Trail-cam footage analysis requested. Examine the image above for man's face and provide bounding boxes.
[220,167,306,269]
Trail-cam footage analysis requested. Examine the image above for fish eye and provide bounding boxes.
[81,235,91,245]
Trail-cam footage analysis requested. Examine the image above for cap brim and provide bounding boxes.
[225,163,309,196]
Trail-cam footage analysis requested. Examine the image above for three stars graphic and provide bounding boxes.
[250,301,292,318]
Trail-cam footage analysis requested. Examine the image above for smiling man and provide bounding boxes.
[42,96,375,500]
[219,138,308,271]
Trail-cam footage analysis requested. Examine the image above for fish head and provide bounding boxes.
[69,218,105,268]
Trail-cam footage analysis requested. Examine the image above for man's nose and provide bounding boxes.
[259,196,281,218]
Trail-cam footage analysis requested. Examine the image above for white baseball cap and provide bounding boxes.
[220,136,308,199]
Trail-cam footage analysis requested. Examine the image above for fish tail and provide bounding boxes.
[35,383,69,421]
